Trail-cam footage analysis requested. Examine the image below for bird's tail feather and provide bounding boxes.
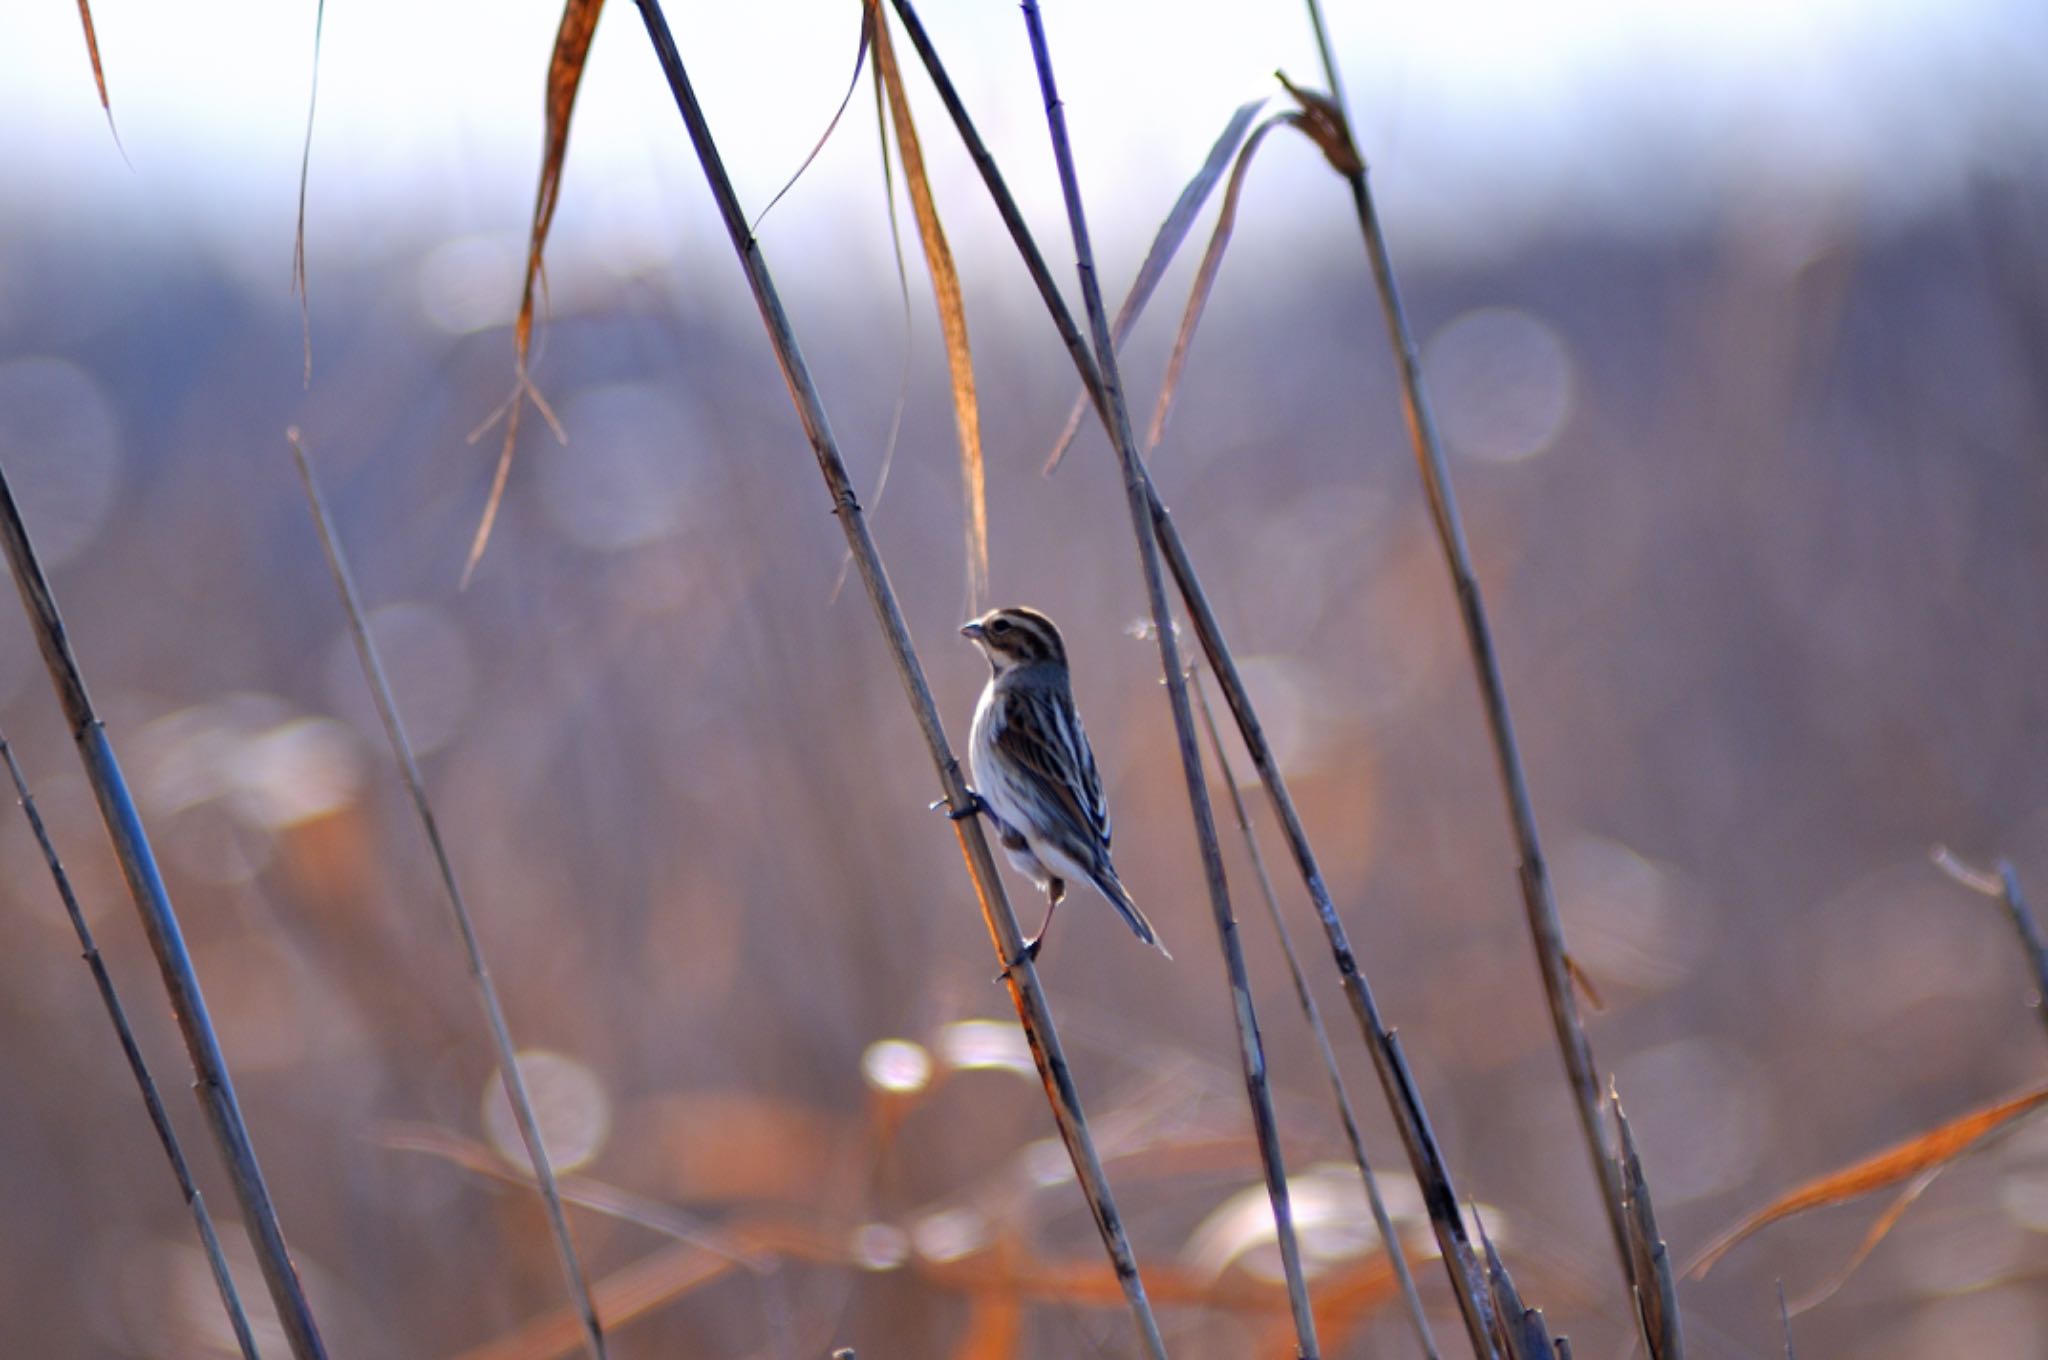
[1094,870,1171,960]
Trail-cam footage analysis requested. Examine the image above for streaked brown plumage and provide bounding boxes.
[959,607,1167,962]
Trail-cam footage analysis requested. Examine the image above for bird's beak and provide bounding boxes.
[959,620,985,641]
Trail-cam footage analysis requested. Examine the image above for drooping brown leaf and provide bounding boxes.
[1145,112,1299,452]
[867,0,985,609]
[1041,96,1267,475]
[464,0,600,584]
[293,0,327,387]
[1689,1080,2048,1279]
[1274,70,1363,177]
[751,6,873,234]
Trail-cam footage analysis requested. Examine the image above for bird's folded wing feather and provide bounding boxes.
[992,685,1113,855]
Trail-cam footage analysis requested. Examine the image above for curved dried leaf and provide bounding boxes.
[1041,96,1267,475]
[1275,70,1362,177]
[465,0,602,584]
[1146,113,1299,453]
[869,1,984,607]
[752,7,873,233]
[1689,1080,2048,1278]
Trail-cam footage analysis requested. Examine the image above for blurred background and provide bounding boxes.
[3,0,2047,1355]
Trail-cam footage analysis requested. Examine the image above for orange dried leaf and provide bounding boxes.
[867,0,985,608]
[466,0,603,584]
[1689,1080,2048,1278]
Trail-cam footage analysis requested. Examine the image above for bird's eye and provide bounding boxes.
[988,618,1011,635]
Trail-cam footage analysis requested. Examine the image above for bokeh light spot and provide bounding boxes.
[0,356,122,566]
[860,1038,932,1095]
[935,1019,1033,1077]
[1426,306,1575,464]
[323,601,474,756]
[417,234,520,335]
[850,1222,909,1271]
[482,1050,611,1174]
[540,382,698,551]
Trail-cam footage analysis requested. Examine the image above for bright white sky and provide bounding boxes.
[1,0,2043,290]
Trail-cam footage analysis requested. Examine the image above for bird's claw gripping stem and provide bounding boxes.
[931,789,989,822]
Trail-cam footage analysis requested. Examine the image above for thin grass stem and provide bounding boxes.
[1,732,262,1360]
[1190,676,1440,1359]
[884,2,1499,1349]
[291,435,608,1360]
[0,461,328,1360]
[1934,848,2048,1047]
[622,4,1169,1354]
[1017,6,1319,1355]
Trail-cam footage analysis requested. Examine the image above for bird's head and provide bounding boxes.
[961,606,1067,675]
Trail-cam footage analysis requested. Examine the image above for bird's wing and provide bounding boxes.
[991,683,1114,858]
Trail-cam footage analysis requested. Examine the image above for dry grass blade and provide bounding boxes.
[621,4,1168,1352]
[463,0,599,585]
[383,1124,771,1269]
[750,6,872,233]
[73,0,121,145]
[293,433,609,1360]
[1,734,261,1360]
[1934,847,2048,1045]
[1042,96,1266,475]
[1,437,329,1359]
[1146,112,1297,452]
[1613,1088,1683,1359]
[867,0,986,609]
[1688,1080,2048,1278]
[294,0,327,387]
[1019,5,1319,1356]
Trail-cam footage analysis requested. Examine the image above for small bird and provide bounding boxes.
[956,606,1167,964]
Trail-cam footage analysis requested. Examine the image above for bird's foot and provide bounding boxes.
[994,934,1045,984]
[931,789,989,822]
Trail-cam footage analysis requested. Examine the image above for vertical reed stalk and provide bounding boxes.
[0,464,329,1359]
[292,435,609,1360]
[1018,5,1321,1355]
[1301,0,1659,1314]
[624,4,1169,1353]
[884,2,1499,1348]
[1,733,262,1360]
